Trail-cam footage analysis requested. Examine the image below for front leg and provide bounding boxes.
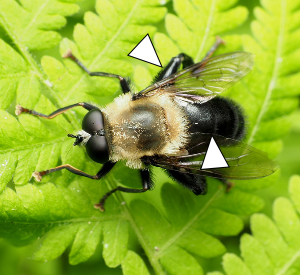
[16,102,98,118]
[32,161,116,181]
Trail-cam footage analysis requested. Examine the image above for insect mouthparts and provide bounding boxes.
[67,134,77,139]
[68,130,91,146]
[67,133,83,146]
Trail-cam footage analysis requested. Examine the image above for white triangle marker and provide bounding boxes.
[128,34,162,67]
[201,137,229,169]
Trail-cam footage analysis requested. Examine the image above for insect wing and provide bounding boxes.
[147,134,277,180]
[136,52,254,103]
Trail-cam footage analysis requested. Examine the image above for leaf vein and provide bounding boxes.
[195,0,216,61]
[247,0,286,144]
[158,186,223,256]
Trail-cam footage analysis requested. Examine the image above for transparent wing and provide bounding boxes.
[145,134,277,180]
[134,52,254,103]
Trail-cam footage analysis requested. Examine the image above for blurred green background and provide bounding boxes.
[0,0,299,274]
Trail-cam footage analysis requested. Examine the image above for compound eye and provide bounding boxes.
[86,135,109,163]
[82,109,104,134]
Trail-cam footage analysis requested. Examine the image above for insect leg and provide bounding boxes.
[15,102,98,118]
[155,53,194,81]
[95,169,152,212]
[219,178,234,192]
[32,161,116,181]
[64,51,130,94]
[202,36,225,61]
[140,168,154,189]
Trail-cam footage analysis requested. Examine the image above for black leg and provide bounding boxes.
[153,37,224,83]
[15,102,98,119]
[95,168,153,212]
[140,169,154,190]
[202,36,225,61]
[64,51,131,94]
[155,53,194,82]
[32,161,116,181]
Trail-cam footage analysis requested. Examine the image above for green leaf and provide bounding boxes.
[0,0,298,274]
[0,0,79,51]
[0,35,74,188]
[209,175,300,275]
[242,0,300,145]
[160,246,204,275]
[156,0,248,64]
[127,181,250,274]
[34,224,81,262]
[69,221,102,265]
[222,254,251,275]
[232,0,300,188]
[102,220,129,267]
[121,250,151,275]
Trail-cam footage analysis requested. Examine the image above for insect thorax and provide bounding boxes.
[102,93,189,169]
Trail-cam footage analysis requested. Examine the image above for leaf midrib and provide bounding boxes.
[105,174,165,275]
[106,174,224,274]
[0,215,123,225]
[0,137,67,154]
[247,0,286,144]
[276,248,300,275]
[195,0,216,62]
[21,0,50,35]
[0,12,47,87]
[0,2,81,129]
[157,186,223,257]
[0,72,28,78]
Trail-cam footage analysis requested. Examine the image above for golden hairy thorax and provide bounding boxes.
[102,93,189,169]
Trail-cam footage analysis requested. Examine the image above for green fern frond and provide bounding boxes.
[207,175,300,275]
[0,0,83,188]
[0,0,299,274]
[0,0,79,51]
[0,38,73,189]
[231,0,300,192]
[243,0,300,144]
[166,0,248,60]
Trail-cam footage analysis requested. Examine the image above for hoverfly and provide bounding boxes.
[16,38,277,211]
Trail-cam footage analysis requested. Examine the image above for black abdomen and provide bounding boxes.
[180,97,245,140]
